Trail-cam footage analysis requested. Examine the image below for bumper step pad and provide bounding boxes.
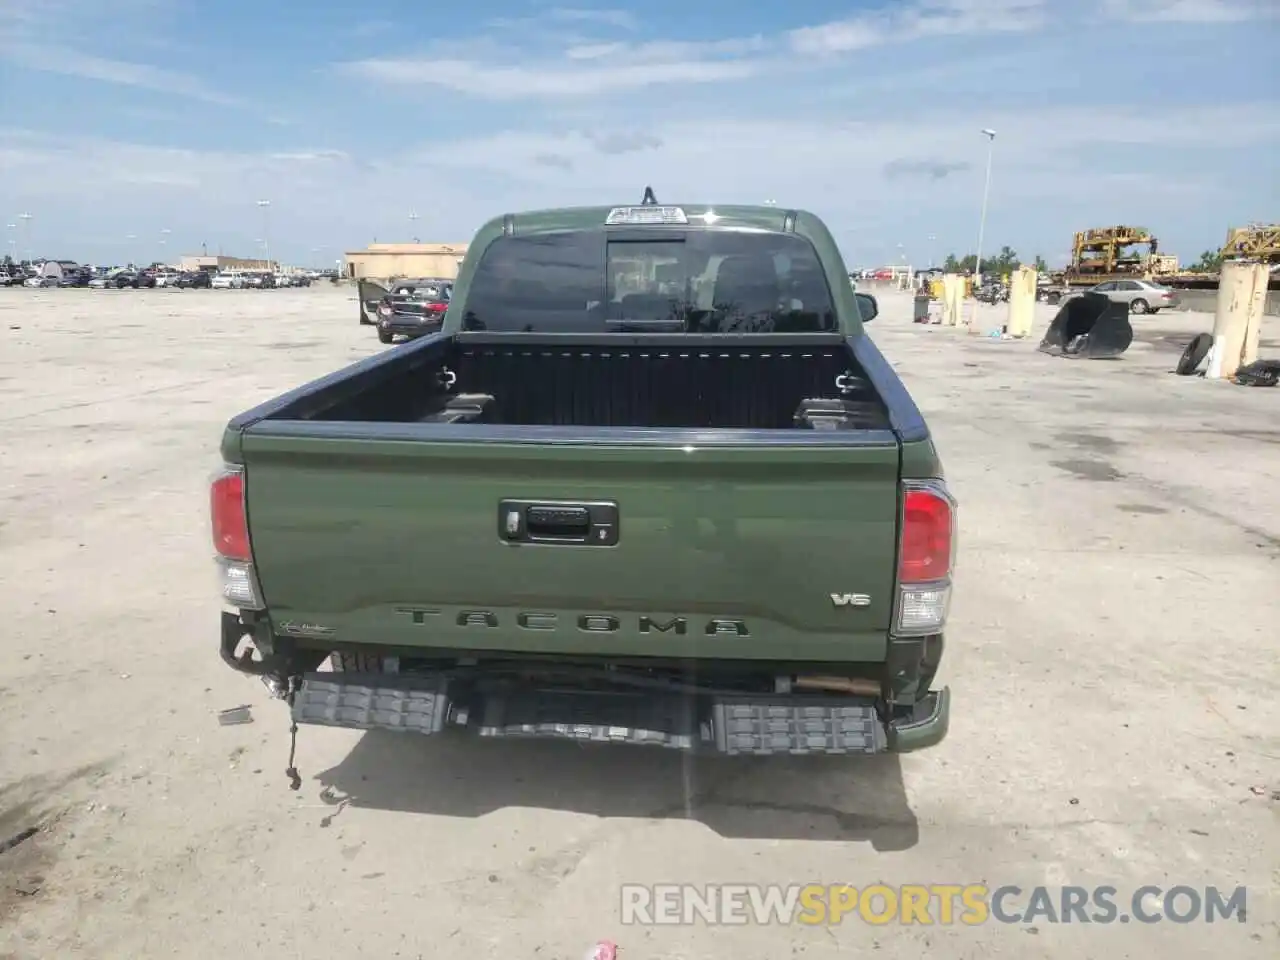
[292,672,449,735]
[290,674,887,755]
[711,697,887,755]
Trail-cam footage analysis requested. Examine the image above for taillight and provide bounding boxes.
[211,467,250,560]
[900,488,953,582]
[895,481,956,635]
[210,464,263,609]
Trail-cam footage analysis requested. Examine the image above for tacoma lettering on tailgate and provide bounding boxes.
[395,608,750,637]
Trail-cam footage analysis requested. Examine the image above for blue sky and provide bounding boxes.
[1,0,1277,269]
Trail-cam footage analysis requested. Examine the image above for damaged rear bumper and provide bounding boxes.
[288,671,950,757]
[220,613,950,755]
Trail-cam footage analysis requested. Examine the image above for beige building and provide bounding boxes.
[342,242,468,280]
[180,255,277,272]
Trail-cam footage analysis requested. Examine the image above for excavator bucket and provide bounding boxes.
[1038,293,1133,359]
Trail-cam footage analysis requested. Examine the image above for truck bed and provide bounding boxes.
[295,332,891,431]
[229,333,907,665]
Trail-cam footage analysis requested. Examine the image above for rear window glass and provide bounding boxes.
[459,230,836,333]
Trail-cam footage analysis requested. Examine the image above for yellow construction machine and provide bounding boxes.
[1068,225,1159,276]
[1219,223,1280,264]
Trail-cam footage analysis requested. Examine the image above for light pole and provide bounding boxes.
[18,213,33,260]
[927,234,937,270]
[409,212,420,243]
[160,228,171,265]
[256,199,271,270]
[970,128,996,327]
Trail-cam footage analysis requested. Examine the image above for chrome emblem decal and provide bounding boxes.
[830,593,872,608]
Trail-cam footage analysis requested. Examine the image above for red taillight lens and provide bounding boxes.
[899,487,953,583]
[211,468,251,561]
[427,301,447,313]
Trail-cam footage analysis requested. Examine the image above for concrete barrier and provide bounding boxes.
[1176,288,1280,317]
[862,280,1280,317]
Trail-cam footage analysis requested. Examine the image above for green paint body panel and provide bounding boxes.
[242,434,902,660]
[223,204,949,684]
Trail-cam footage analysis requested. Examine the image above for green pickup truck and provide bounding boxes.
[212,197,955,761]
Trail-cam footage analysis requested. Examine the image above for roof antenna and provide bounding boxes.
[641,186,658,206]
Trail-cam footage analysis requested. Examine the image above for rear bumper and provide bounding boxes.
[288,670,950,756]
[379,318,443,338]
[219,612,949,755]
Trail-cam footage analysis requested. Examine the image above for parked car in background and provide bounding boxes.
[243,271,275,289]
[59,268,92,287]
[211,271,245,289]
[154,271,181,288]
[24,274,58,288]
[1061,278,1180,314]
[175,271,212,289]
[374,280,452,344]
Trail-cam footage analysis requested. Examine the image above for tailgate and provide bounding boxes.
[242,428,902,663]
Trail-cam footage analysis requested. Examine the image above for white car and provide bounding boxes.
[24,275,57,288]
[273,273,293,287]
[211,272,244,289]
[154,272,180,288]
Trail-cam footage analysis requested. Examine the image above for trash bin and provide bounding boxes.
[913,293,931,323]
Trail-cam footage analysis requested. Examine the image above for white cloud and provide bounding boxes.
[545,7,639,30]
[335,0,1271,106]
[2,41,241,105]
[0,0,240,106]
[2,98,1277,265]
[2,1,1276,267]
[1100,0,1280,21]
[344,0,1047,100]
[342,52,760,99]
[564,42,628,60]
[789,0,1049,55]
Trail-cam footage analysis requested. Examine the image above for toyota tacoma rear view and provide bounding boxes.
[212,193,956,768]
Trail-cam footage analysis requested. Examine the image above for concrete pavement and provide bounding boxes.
[0,285,1276,959]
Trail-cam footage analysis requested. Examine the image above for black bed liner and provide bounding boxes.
[304,333,890,431]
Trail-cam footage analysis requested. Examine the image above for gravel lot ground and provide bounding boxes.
[1,285,1277,959]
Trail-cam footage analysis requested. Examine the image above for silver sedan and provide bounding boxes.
[1064,278,1181,314]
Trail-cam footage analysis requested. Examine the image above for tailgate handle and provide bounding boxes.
[528,506,589,538]
[499,500,619,546]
